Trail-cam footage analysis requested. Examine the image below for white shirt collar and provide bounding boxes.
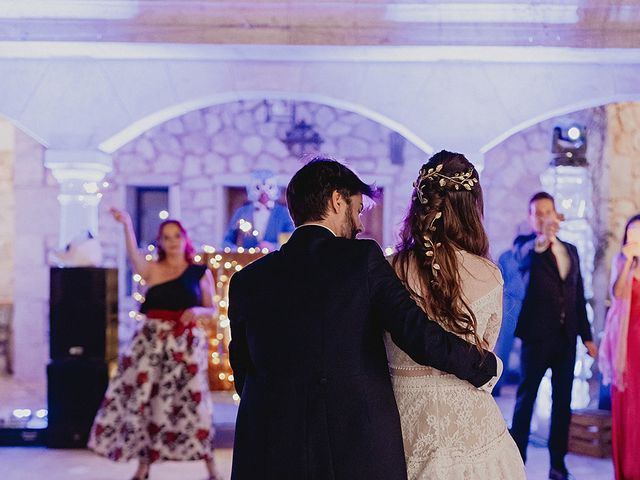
[298,223,337,237]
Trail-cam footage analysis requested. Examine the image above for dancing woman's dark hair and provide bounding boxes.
[392,150,490,352]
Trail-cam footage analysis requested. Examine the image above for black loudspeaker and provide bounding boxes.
[49,267,118,362]
[46,358,109,448]
[48,267,117,448]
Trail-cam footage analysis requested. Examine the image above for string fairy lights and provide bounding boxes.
[130,245,269,396]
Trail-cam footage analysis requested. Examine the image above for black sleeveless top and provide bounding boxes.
[139,264,208,313]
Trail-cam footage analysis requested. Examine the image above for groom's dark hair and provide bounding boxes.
[286,157,376,226]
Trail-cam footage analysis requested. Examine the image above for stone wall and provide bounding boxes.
[0,120,58,381]
[12,128,57,381]
[99,100,431,337]
[601,102,640,319]
[101,99,428,259]
[7,99,640,380]
[603,102,640,255]
[0,119,14,305]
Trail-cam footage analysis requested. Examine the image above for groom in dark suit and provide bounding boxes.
[228,158,500,480]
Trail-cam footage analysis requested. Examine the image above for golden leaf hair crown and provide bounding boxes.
[413,163,479,205]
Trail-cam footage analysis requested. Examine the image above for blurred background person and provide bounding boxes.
[493,236,527,397]
[600,214,640,480]
[88,208,221,480]
[223,169,294,250]
[509,192,597,480]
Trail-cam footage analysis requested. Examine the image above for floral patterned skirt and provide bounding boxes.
[88,314,214,463]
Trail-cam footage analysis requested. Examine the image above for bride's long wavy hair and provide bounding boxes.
[392,150,490,351]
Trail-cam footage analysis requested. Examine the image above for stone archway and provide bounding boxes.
[99,96,435,259]
[98,91,435,156]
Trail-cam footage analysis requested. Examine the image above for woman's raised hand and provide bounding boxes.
[110,207,132,226]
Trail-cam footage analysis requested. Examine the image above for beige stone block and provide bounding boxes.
[135,137,155,160]
[294,104,314,123]
[0,120,15,150]
[253,102,269,124]
[165,117,185,135]
[203,153,227,175]
[352,121,383,142]
[192,190,215,208]
[155,153,182,174]
[152,132,183,156]
[204,113,222,136]
[619,106,637,133]
[228,154,249,173]
[265,138,289,159]
[632,131,640,153]
[182,177,212,190]
[369,142,388,158]
[182,133,209,156]
[0,276,13,298]
[241,136,264,157]
[234,111,257,134]
[182,110,205,132]
[211,130,241,156]
[320,139,338,157]
[115,153,148,174]
[0,232,13,250]
[254,154,279,172]
[257,122,277,138]
[315,105,336,128]
[0,151,14,181]
[0,189,16,210]
[199,208,216,224]
[14,188,59,235]
[326,122,352,137]
[13,233,45,266]
[14,266,49,300]
[0,178,14,193]
[629,105,640,128]
[13,151,44,186]
[338,137,369,157]
[183,155,202,178]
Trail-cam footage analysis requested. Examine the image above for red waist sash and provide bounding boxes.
[144,309,185,322]
[144,309,199,339]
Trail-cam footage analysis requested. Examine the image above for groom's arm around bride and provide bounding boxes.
[368,239,499,388]
[227,157,499,480]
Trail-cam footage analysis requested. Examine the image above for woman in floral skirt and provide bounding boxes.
[89,208,221,480]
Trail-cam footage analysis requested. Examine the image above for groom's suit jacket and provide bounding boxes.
[228,225,497,480]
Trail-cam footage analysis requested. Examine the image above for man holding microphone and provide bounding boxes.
[509,192,597,480]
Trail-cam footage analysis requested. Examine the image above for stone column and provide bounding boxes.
[44,150,112,248]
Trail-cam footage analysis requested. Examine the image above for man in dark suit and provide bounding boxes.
[228,158,501,480]
[509,191,597,480]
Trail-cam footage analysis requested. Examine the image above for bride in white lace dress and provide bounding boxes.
[385,151,525,479]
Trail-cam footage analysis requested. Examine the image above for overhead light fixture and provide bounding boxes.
[551,123,587,167]
[386,3,579,24]
[264,101,324,157]
[282,119,324,158]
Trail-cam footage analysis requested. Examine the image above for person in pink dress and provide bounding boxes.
[600,213,640,480]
